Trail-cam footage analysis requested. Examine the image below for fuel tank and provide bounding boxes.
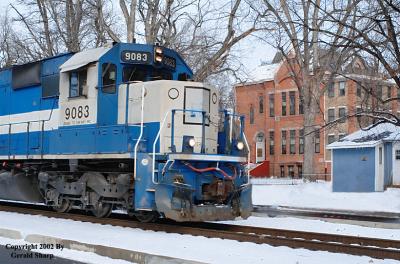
[0,171,44,203]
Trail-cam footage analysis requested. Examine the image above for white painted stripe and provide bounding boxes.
[0,109,59,135]
[0,153,132,160]
[118,84,127,124]
[168,153,246,162]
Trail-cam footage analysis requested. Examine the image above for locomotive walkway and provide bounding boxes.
[0,202,399,261]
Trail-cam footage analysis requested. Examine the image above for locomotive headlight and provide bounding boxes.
[154,45,163,63]
[236,141,244,150]
[189,138,196,147]
[155,55,163,63]
[155,47,163,54]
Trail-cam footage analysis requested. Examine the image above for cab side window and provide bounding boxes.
[102,63,117,93]
[69,70,87,97]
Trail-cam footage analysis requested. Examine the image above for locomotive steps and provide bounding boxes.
[0,228,203,264]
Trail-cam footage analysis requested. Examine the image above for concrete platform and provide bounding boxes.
[0,228,203,264]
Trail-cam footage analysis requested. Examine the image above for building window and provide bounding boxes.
[249,105,254,124]
[339,81,346,96]
[314,131,320,153]
[269,94,275,117]
[379,147,382,164]
[397,88,400,102]
[256,132,265,143]
[299,129,304,154]
[289,130,296,154]
[396,150,400,160]
[259,96,264,113]
[377,85,383,99]
[269,131,274,155]
[328,134,336,144]
[289,91,296,115]
[356,83,362,97]
[356,106,362,113]
[280,165,285,177]
[338,107,346,123]
[281,130,287,154]
[328,83,334,97]
[281,92,287,116]
[69,69,87,97]
[297,165,303,178]
[299,95,304,114]
[338,133,347,140]
[328,108,335,123]
[288,165,294,178]
[387,86,392,99]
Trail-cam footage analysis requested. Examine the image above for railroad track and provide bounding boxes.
[0,202,399,261]
[253,205,400,222]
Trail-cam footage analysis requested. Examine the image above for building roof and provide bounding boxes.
[240,63,281,85]
[327,123,400,149]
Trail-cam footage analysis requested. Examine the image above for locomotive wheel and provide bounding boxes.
[52,199,72,213]
[91,202,112,218]
[135,211,159,223]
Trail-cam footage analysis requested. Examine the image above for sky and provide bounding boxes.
[0,0,276,72]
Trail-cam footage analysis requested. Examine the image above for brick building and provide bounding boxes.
[235,57,398,179]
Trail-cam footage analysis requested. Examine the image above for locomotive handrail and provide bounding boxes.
[1,98,58,158]
[220,110,250,181]
[151,111,170,184]
[133,84,146,180]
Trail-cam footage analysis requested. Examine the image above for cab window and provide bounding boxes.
[151,69,172,80]
[102,63,117,93]
[123,66,146,83]
[69,69,87,97]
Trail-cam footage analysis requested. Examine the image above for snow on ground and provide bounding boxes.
[0,211,398,264]
[252,180,400,213]
[0,236,133,264]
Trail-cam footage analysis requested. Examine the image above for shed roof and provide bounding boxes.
[327,123,400,149]
[60,47,110,72]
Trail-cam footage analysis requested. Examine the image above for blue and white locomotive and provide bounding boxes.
[0,43,251,222]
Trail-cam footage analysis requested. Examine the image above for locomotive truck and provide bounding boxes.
[0,43,252,222]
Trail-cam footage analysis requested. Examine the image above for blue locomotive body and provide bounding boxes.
[0,43,252,222]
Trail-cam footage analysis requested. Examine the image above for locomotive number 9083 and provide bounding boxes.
[121,50,150,64]
[65,105,89,120]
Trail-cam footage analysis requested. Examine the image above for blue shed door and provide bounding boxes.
[377,146,384,191]
[393,143,400,185]
[97,63,118,126]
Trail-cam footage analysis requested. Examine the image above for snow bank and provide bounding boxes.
[253,181,400,213]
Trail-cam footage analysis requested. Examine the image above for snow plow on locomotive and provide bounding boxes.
[0,43,252,222]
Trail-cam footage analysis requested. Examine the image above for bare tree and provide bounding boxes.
[103,0,264,81]
[8,0,113,59]
[312,0,400,128]
[119,0,138,42]
[252,0,357,181]
[0,11,18,67]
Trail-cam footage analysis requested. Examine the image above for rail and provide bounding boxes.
[0,202,399,261]
[133,84,146,180]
